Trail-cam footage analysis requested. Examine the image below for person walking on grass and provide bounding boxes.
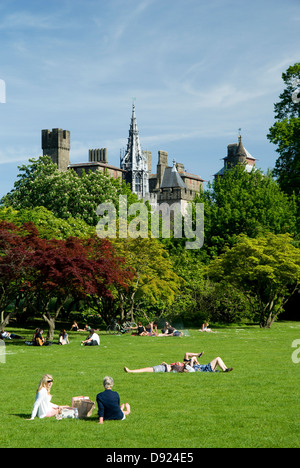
[96,376,131,424]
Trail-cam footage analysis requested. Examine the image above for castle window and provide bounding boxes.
[135,174,142,193]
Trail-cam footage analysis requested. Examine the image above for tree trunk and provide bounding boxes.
[42,314,56,341]
[42,300,65,341]
[0,311,11,330]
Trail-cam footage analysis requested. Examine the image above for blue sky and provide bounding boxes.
[0,0,299,199]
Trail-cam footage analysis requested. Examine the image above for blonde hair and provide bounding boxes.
[36,374,53,394]
[103,376,114,389]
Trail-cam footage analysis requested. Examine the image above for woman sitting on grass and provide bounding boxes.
[28,374,72,419]
[199,322,215,333]
[34,328,52,346]
[96,376,131,424]
[58,329,69,345]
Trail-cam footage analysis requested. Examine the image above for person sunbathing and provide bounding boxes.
[124,362,186,373]
[183,352,233,372]
[124,352,233,374]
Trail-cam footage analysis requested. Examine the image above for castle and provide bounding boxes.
[41,104,255,210]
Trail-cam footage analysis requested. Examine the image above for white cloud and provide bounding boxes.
[0,0,299,197]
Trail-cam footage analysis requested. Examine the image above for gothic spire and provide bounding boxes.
[122,102,143,167]
[120,103,149,197]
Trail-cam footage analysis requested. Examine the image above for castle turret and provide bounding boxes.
[42,128,70,171]
[214,134,256,178]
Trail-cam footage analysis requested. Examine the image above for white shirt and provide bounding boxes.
[31,387,53,419]
[1,331,10,339]
[90,333,100,345]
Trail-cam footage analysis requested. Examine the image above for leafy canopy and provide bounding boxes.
[1,155,138,226]
[196,164,297,256]
[267,62,300,198]
[207,233,300,327]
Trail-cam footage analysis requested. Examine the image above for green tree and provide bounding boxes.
[0,206,94,239]
[168,250,252,325]
[112,237,182,321]
[196,165,297,256]
[1,156,138,226]
[267,63,300,199]
[206,233,300,328]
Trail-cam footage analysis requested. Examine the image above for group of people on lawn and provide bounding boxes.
[2,318,213,346]
[1,319,185,347]
[27,350,233,423]
[3,318,232,423]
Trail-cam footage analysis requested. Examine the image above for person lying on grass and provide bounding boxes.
[124,362,185,373]
[0,329,24,340]
[124,353,233,373]
[97,376,131,424]
[173,351,233,373]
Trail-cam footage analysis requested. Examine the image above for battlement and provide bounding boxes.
[42,128,70,150]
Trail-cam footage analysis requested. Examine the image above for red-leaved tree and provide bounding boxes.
[0,221,133,338]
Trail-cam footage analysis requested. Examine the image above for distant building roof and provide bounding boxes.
[68,161,126,172]
[160,161,187,189]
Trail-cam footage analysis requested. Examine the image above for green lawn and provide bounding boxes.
[0,322,300,448]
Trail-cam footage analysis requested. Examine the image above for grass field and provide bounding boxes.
[0,321,300,448]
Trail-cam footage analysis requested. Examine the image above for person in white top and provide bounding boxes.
[199,322,215,333]
[58,329,69,345]
[28,374,71,419]
[81,329,100,346]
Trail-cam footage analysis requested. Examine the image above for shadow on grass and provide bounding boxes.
[13,413,99,422]
[13,413,30,419]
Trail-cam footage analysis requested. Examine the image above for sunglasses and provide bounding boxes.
[47,380,53,383]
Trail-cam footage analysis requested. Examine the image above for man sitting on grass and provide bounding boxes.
[81,329,100,346]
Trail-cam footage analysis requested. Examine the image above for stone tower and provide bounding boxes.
[42,128,70,171]
[214,134,256,178]
[120,103,149,197]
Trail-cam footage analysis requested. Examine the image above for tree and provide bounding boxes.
[81,236,134,326]
[111,237,182,322]
[25,235,134,339]
[0,206,94,239]
[195,165,297,256]
[1,156,138,226]
[0,221,33,328]
[267,63,300,199]
[0,219,133,337]
[206,233,300,328]
[168,251,252,325]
